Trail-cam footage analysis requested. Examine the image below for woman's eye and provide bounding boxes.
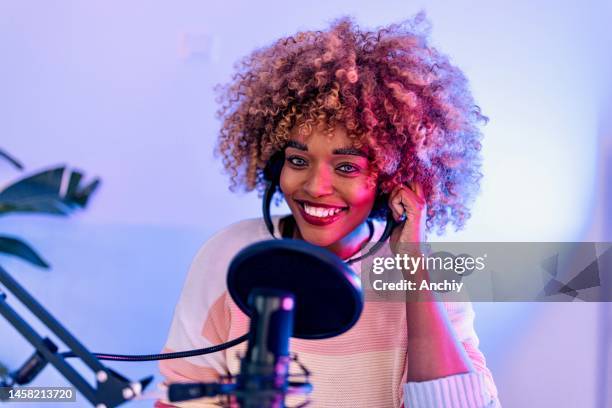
[287,156,307,167]
[337,163,359,173]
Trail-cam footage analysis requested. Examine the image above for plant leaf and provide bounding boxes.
[0,149,24,170]
[0,236,50,268]
[0,166,100,217]
[66,172,101,207]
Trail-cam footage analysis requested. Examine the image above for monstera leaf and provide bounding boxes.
[0,166,100,216]
[0,164,100,268]
[0,236,50,268]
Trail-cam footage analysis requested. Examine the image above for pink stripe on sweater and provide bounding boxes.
[202,293,231,344]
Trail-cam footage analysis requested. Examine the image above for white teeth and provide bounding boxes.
[303,204,343,218]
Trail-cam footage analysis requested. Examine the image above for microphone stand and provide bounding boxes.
[0,265,152,408]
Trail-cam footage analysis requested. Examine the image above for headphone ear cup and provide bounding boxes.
[263,151,285,185]
[263,151,285,238]
[369,191,390,219]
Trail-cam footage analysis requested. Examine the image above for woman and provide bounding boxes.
[158,15,499,407]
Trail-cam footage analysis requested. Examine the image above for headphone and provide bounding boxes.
[262,150,398,265]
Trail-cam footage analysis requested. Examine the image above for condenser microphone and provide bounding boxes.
[168,288,296,407]
[169,239,363,407]
[236,288,294,407]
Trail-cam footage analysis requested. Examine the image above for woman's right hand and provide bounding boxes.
[388,182,427,250]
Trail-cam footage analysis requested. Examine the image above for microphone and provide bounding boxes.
[169,288,295,407]
[237,288,294,408]
[168,239,363,407]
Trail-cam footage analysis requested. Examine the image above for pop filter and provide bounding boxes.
[227,239,363,340]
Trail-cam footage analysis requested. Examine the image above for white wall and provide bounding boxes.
[1,1,611,407]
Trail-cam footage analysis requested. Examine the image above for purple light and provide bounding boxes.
[282,297,294,311]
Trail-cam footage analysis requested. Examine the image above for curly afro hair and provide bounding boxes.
[215,13,486,235]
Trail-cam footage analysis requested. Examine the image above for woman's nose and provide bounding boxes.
[303,166,334,197]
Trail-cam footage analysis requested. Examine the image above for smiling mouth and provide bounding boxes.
[294,200,347,225]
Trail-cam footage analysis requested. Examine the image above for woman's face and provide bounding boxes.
[280,123,377,250]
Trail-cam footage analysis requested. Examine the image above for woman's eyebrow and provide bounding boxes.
[286,140,308,151]
[332,147,369,158]
[285,141,368,158]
